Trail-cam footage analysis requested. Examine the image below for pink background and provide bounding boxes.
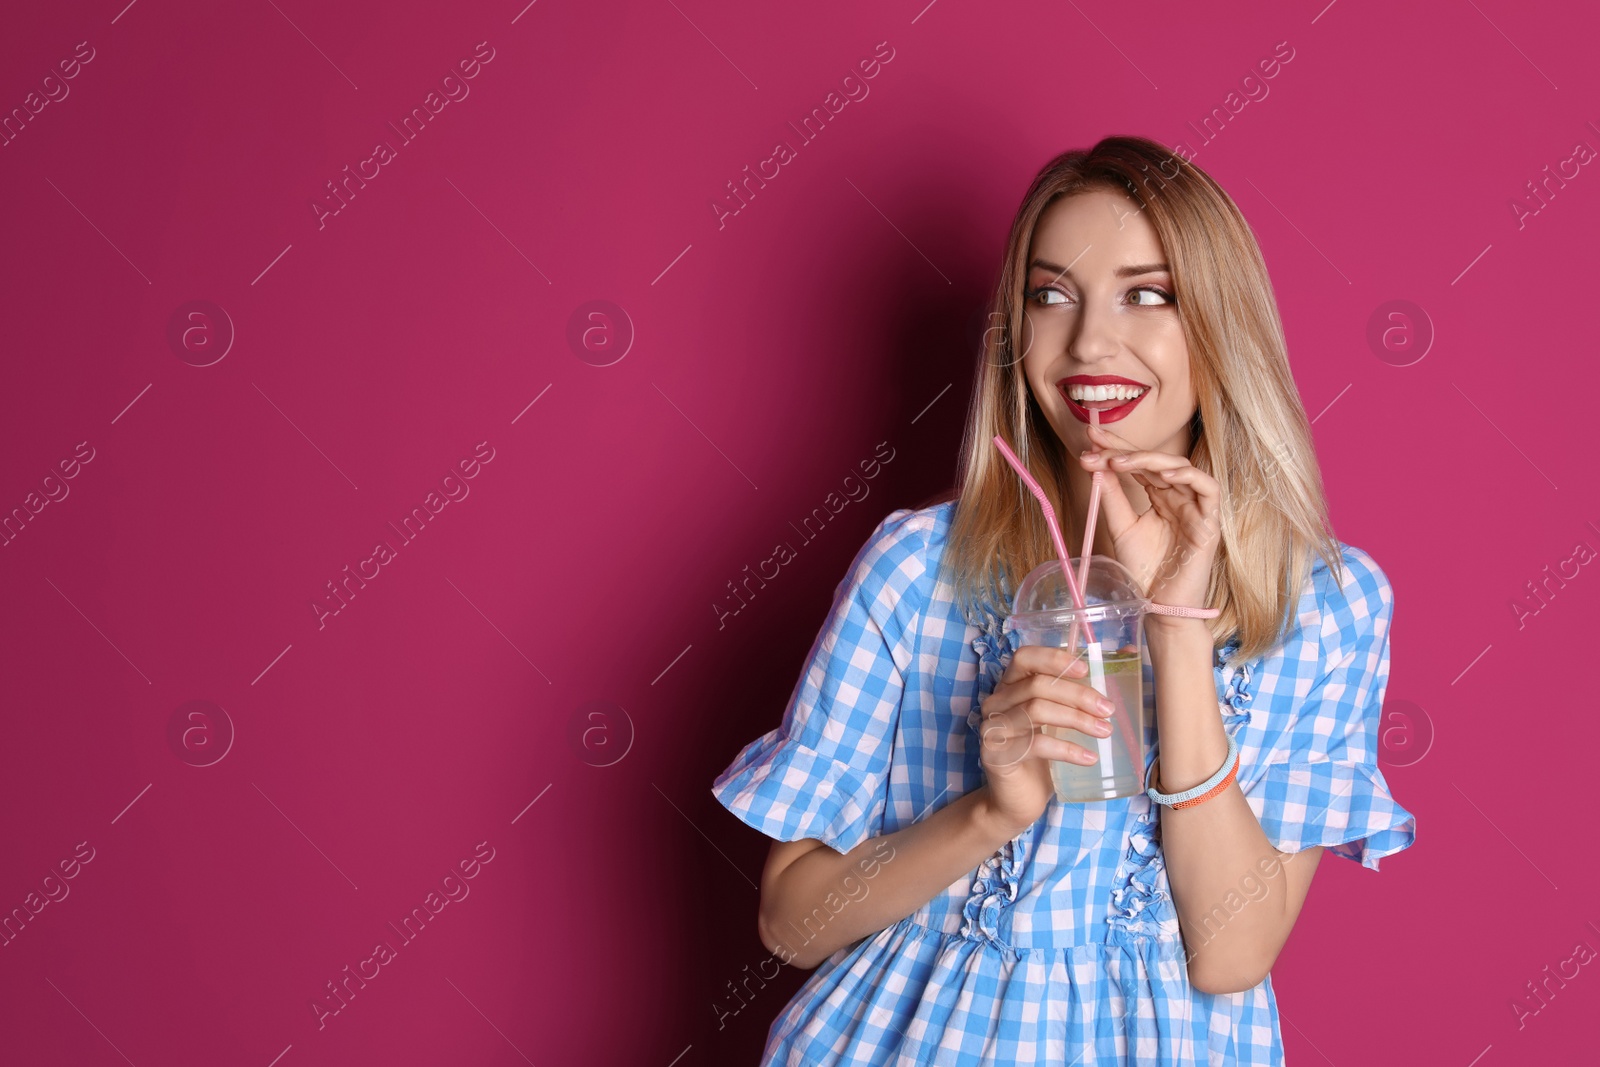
[1,0,1596,1063]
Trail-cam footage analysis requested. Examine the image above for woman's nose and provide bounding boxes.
[1069,297,1121,363]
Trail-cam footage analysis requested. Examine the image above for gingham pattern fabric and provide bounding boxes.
[711,501,1416,1066]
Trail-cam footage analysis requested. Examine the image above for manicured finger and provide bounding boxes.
[984,715,1099,765]
[1031,732,1100,765]
[1145,462,1218,498]
[1160,467,1221,509]
[1016,695,1117,739]
[1021,671,1117,720]
[1083,451,1141,534]
[1132,468,1174,485]
[1109,449,1190,473]
[1139,468,1219,530]
[987,670,1109,725]
[1001,643,1090,686]
[1086,423,1136,453]
[985,666,1114,732]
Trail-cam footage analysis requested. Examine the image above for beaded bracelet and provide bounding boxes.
[1145,602,1221,618]
[1145,733,1239,809]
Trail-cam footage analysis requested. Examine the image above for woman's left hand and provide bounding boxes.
[1079,422,1221,613]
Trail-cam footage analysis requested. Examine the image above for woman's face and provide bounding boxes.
[1019,186,1197,457]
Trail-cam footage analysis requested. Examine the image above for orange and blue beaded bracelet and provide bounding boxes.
[1145,733,1239,810]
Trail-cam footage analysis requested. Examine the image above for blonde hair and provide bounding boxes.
[932,135,1343,666]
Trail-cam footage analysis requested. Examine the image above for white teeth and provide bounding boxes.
[1066,383,1147,402]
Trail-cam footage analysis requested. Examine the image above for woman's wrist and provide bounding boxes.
[1145,612,1213,660]
[971,785,1032,844]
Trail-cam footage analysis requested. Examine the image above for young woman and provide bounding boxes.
[711,136,1416,1065]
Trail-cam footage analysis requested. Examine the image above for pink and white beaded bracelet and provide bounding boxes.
[1145,602,1220,618]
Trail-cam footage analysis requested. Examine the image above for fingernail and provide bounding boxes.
[1096,698,1115,715]
[1090,721,1113,736]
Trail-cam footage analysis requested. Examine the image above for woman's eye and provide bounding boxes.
[1129,287,1174,307]
[1028,286,1068,306]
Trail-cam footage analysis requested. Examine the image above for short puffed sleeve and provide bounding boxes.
[1240,544,1417,871]
[710,508,931,855]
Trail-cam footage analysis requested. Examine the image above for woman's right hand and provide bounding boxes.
[976,645,1119,837]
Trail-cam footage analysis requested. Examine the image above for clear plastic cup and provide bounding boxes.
[1002,555,1149,803]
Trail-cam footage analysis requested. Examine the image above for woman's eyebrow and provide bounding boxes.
[1028,258,1170,278]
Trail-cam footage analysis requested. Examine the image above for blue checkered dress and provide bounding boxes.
[711,501,1416,1065]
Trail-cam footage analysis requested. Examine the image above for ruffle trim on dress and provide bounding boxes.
[966,604,1018,732]
[959,827,1031,943]
[967,604,1237,942]
[1107,799,1167,934]
[1216,633,1254,733]
[1107,636,1257,938]
[961,605,1030,944]
[709,731,884,856]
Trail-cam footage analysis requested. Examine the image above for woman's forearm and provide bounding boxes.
[760,786,1019,970]
[1147,616,1302,993]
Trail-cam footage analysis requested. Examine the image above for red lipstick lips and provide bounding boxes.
[1057,374,1150,425]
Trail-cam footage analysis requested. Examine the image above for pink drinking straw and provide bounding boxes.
[1078,410,1104,590]
[1068,409,1105,653]
[989,434,1096,644]
[1071,408,1143,771]
[991,426,1142,783]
